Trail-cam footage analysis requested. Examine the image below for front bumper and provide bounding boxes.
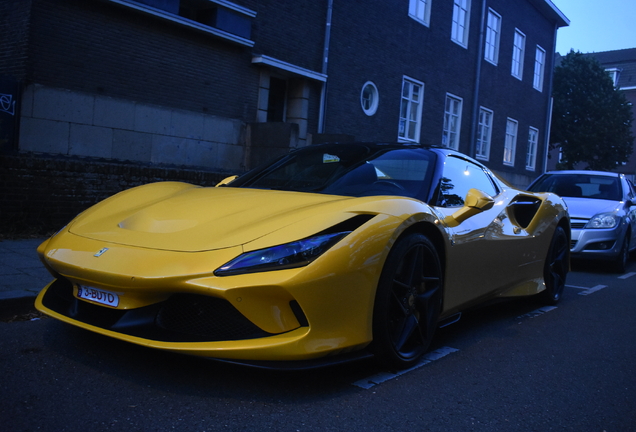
[35,225,392,362]
[569,221,627,260]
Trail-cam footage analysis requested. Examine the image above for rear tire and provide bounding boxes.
[371,234,443,370]
[539,225,569,305]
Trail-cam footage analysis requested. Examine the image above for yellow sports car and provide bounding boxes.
[36,143,570,369]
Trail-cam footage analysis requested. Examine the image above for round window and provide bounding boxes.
[360,81,379,116]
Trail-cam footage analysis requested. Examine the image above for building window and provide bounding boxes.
[606,68,621,86]
[361,81,379,116]
[451,0,471,48]
[533,46,546,91]
[484,9,501,65]
[120,0,256,46]
[442,94,463,150]
[511,29,525,79]
[476,107,493,160]
[409,0,432,26]
[526,127,539,171]
[504,118,518,166]
[398,77,424,143]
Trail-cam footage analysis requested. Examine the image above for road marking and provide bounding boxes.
[352,346,459,389]
[578,285,607,295]
[517,306,557,319]
[618,272,636,280]
[565,284,591,290]
[566,284,608,295]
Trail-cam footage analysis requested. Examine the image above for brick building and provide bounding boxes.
[0,0,568,234]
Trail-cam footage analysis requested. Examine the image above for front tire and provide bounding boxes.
[539,225,569,305]
[613,233,630,273]
[371,234,443,370]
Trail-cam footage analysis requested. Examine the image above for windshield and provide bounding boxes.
[229,144,436,201]
[529,174,622,201]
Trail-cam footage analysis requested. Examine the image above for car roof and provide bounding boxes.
[309,142,475,160]
[542,170,623,178]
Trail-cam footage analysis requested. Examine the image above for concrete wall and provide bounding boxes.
[19,84,246,172]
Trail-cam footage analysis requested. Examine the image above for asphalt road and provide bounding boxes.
[1,260,635,432]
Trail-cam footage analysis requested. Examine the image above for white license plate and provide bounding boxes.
[77,285,119,307]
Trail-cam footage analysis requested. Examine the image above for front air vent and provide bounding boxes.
[156,294,272,341]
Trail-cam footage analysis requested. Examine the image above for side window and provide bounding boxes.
[437,156,499,207]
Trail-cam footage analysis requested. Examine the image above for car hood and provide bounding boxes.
[68,182,358,252]
[563,197,622,219]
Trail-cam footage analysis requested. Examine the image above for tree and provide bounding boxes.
[550,51,634,171]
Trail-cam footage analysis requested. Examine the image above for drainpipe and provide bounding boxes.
[318,0,333,134]
[469,0,487,158]
[543,23,558,174]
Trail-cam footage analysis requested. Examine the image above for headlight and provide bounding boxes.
[215,232,350,276]
[585,213,620,229]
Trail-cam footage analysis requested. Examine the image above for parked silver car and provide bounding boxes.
[528,170,636,272]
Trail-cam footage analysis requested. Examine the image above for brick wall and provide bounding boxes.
[0,0,31,80]
[0,152,229,237]
[28,0,258,120]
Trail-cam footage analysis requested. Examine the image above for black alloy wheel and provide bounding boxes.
[539,225,569,305]
[372,234,443,370]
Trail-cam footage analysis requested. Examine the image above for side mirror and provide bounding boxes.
[215,175,238,187]
[443,188,495,227]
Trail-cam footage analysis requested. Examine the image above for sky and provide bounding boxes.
[551,0,636,54]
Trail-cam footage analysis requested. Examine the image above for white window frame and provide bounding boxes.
[409,0,432,27]
[526,127,539,171]
[605,68,621,86]
[442,93,463,150]
[476,107,493,160]
[484,9,501,65]
[511,29,525,80]
[360,81,379,116]
[451,0,471,48]
[504,118,518,166]
[398,76,425,143]
[533,45,546,91]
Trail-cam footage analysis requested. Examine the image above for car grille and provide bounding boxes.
[41,278,273,342]
[156,294,268,341]
[570,240,577,249]
[570,221,587,229]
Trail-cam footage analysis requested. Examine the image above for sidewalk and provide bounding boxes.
[0,238,52,317]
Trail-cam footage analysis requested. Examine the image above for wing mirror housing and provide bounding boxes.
[215,175,238,187]
[443,188,495,227]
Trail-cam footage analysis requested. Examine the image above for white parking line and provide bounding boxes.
[618,272,636,280]
[566,284,609,295]
[565,284,591,290]
[517,306,557,319]
[577,285,608,296]
[352,346,459,389]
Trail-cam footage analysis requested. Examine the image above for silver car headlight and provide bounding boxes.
[585,212,620,229]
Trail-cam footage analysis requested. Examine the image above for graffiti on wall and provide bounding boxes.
[1,93,16,116]
[0,76,19,151]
